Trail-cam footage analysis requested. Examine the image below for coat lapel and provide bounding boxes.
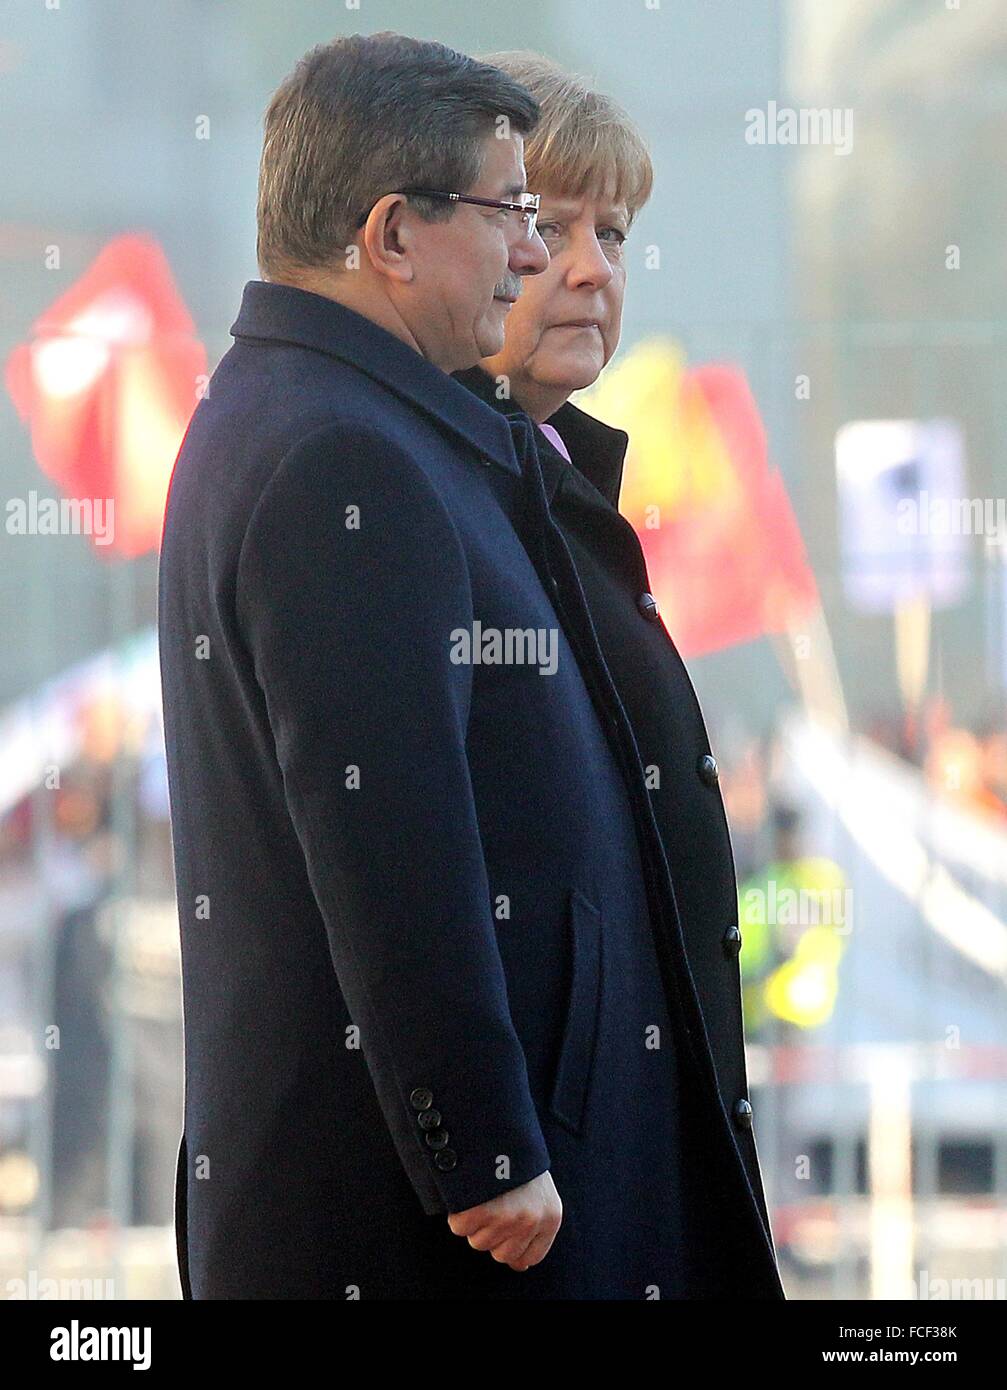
[451,366,629,511]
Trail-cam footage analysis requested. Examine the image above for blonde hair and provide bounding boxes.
[481,51,653,223]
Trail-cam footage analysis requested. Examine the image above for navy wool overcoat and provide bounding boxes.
[158,280,786,1300]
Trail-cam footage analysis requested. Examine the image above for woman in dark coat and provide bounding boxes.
[455,53,787,1298]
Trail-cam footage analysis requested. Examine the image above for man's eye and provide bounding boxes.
[598,226,627,244]
[537,222,563,239]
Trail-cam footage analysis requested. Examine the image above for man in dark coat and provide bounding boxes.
[159,33,784,1299]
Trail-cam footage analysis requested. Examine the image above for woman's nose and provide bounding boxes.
[568,237,614,289]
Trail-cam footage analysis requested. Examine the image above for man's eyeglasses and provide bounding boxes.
[355,189,541,239]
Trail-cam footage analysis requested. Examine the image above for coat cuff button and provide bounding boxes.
[722,925,742,958]
[733,1098,754,1130]
[697,753,719,786]
[425,1128,450,1150]
[409,1087,434,1111]
[637,590,660,620]
[434,1148,458,1171]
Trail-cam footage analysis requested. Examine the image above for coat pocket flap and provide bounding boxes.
[549,889,603,1136]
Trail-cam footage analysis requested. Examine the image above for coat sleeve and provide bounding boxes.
[234,421,552,1215]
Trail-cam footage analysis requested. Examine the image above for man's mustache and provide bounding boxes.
[493,275,523,301]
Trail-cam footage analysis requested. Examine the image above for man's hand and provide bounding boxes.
[446,1171,562,1271]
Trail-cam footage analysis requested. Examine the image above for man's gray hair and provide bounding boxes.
[256,32,540,279]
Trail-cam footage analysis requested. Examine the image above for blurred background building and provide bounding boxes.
[0,0,1004,1299]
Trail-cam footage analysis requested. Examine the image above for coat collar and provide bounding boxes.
[451,364,629,510]
[229,280,522,479]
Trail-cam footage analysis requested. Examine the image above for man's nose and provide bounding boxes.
[509,227,550,276]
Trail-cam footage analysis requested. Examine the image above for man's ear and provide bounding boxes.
[360,194,416,285]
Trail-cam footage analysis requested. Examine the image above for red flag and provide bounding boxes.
[612,353,819,657]
[5,233,206,557]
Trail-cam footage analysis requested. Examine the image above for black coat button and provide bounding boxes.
[425,1128,450,1150]
[417,1109,442,1131]
[697,753,719,786]
[434,1148,457,1171]
[733,1098,754,1130]
[722,925,742,958]
[409,1087,434,1111]
[637,591,660,620]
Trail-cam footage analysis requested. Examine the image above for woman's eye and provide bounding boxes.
[598,226,627,245]
[537,222,563,239]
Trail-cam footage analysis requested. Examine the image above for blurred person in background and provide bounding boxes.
[0,802,40,1221]
[736,802,847,1039]
[46,769,114,1228]
[978,722,1007,818]
[454,52,785,1298]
